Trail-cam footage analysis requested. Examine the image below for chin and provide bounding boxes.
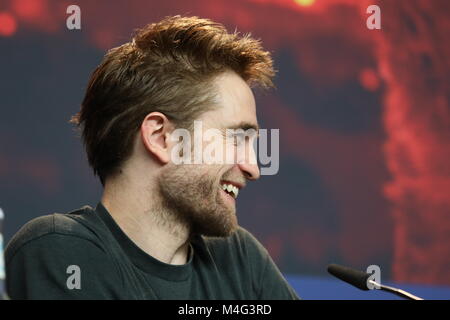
[192,210,238,238]
[196,223,238,238]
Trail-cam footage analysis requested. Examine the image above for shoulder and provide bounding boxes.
[4,207,124,299]
[197,226,299,300]
[5,206,102,262]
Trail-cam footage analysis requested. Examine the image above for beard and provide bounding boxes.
[157,163,238,237]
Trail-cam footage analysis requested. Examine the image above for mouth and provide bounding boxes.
[220,181,241,200]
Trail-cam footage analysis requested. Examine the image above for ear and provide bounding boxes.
[140,112,174,164]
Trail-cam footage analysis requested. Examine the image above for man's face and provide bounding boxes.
[158,71,260,237]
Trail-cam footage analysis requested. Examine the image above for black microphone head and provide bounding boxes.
[327,263,371,291]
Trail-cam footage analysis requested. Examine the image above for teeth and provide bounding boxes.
[221,183,240,199]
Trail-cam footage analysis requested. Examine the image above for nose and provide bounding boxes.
[238,145,260,181]
[235,137,260,181]
[238,162,260,181]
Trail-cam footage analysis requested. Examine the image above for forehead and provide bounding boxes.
[200,71,257,128]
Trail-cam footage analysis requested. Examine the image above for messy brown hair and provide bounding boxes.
[70,15,275,186]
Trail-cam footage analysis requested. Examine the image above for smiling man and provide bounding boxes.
[5,16,299,300]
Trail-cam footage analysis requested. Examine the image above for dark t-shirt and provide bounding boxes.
[5,203,299,300]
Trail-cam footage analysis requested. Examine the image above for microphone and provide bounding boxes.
[327,263,424,300]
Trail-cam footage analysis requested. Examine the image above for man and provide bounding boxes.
[5,16,299,300]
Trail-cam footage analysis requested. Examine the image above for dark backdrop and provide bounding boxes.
[1,0,449,285]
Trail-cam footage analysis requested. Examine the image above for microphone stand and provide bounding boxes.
[367,280,424,300]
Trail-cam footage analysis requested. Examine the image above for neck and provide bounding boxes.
[101,175,191,265]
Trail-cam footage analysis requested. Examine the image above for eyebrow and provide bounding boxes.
[225,121,259,132]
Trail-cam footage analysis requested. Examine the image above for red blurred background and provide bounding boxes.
[1,0,449,286]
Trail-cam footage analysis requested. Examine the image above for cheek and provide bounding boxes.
[195,165,222,184]
[220,137,239,164]
[202,165,233,193]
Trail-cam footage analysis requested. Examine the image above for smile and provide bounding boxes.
[220,183,240,199]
